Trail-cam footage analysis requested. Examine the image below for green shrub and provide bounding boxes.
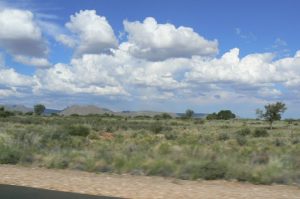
[47,156,69,169]
[274,138,286,147]
[200,161,227,180]
[25,112,33,116]
[0,107,14,118]
[164,131,178,140]
[236,135,247,146]
[194,119,205,125]
[291,137,300,145]
[251,152,269,165]
[249,164,283,185]
[218,132,230,141]
[236,128,251,136]
[154,113,172,120]
[179,161,228,180]
[253,128,269,137]
[145,159,176,177]
[0,145,21,164]
[226,165,252,182]
[64,125,90,137]
[150,122,163,134]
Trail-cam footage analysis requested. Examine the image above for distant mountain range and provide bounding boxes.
[0,104,208,118]
[1,105,33,113]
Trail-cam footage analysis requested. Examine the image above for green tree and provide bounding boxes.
[206,112,218,120]
[185,109,194,119]
[217,110,236,120]
[206,110,236,120]
[34,104,46,116]
[255,108,263,120]
[258,102,287,129]
[0,107,14,117]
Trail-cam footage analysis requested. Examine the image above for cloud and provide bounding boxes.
[0,53,4,66]
[235,27,256,41]
[0,67,33,87]
[34,54,128,96]
[123,17,218,61]
[0,9,47,57]
[0,8,50,68]
[14,55,52,68]
[56,34,76,48]
[273,38,287,48]
[274,51,300,87]
[185,48,284,84]
[270,38,290,57]
[0,51,35,95]
[61,10,118,56]
[0,88,18,97]
[0,8,300,116]
[29,44,300,108]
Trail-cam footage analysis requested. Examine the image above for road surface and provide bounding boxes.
[0,184,123,199]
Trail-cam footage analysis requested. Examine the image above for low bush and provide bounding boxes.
[145,159,176,177]
[236,135,247,146]
[218,132,230,141]
[253,128,269,137]
[251,152,270,165]
[194,119,205,125]
[200,161,228,180]
[150,122,163,134]
[0,145,21,164]
[274,138,286,147]
[64,125,90,137]
[164,131,178,140]
[236,128,251,136]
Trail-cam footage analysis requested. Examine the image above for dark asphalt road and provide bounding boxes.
[0,184,124,199]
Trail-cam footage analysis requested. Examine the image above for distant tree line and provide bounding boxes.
[206,110,236,120]
[0,107,14,117]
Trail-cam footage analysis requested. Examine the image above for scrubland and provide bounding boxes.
[0,115,299,185]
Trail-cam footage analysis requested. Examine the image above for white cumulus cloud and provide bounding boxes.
[56,34,76,48]
[0,8,50,68]
[185,48,284,84]
[34,54,128,96]
[123,17,218,61]
[14,55,52,68]
[0,67,33,87]
[62,10,118,56]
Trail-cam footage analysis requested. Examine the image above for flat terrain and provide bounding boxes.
[1,116,300,185]
[1,165,300,199]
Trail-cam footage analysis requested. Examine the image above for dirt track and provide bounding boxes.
[0,164,299,199]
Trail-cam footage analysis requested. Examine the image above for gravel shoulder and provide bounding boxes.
[0,164,299,199]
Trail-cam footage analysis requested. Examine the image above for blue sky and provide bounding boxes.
[0,0,299,118]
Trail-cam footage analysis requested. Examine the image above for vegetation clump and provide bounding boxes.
[253,128,269,137]
[256,102,287,129]
[34,104,46,116]
[236,128,251,136]
[206,110,236,120]
[0,107,14,118]
[64,125,90,137]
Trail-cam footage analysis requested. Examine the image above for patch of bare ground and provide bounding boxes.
[0,164,299,199]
